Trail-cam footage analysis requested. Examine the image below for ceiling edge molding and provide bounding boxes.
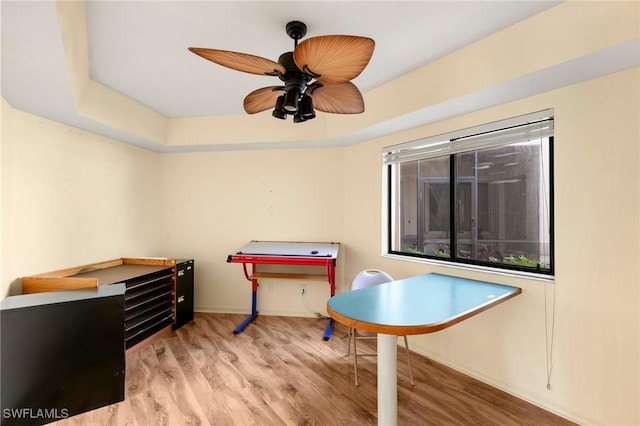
[54,0,168,146]
[45,0,639,154]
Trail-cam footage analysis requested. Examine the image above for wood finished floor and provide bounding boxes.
[52,313,575,426]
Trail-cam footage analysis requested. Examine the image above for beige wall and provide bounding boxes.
[155,148,346,316]
[0,105,162,296]
[2,71,638,426]
[343,68,639,425]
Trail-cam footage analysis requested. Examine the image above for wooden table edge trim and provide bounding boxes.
[326,287,522,335]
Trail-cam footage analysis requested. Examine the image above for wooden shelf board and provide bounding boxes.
[250,272,327,281]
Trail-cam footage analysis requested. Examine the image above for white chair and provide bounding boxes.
[346,269,414,386]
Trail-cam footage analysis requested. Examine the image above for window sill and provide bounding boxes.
[382,253,555,283]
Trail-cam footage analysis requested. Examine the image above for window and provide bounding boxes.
[384,110,554,276]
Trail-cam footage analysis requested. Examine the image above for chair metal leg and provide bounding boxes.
[403,335,415,386]
[353,329,360,386]
[350,329,411,387]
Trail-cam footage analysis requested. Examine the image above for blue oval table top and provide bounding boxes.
[327,273,521,335]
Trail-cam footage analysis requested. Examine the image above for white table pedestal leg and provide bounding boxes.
[378,333,397,426]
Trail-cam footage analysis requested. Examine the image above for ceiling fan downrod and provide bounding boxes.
[285,21,307,47]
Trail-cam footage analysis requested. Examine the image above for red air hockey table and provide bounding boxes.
[226,240,340,340]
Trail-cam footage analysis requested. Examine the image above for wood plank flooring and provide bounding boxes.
[52,313,575,426]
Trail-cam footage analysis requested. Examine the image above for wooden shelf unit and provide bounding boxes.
[21,257,177,353]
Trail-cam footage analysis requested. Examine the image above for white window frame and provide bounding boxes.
[382,110,555,281]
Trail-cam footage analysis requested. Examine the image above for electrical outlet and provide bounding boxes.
[300,284,307,295]
[267,282,273,292]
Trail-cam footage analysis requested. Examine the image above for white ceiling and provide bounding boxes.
[83,1,561,117]
[1,1,638,152]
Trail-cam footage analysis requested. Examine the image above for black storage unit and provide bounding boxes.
[122,267,176,349]
[1,285,126,425]
[71,263,176,350]
[173,259,194,330]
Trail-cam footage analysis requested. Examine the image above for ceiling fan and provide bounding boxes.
[188,21,375,123]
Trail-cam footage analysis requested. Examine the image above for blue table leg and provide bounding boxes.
[323,318,334,340]
[233,287,258,334]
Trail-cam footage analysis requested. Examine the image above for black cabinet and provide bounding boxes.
[122,267,176,349]
[173,259,194,330]
[69,263,176,351]
[1,285,126,425]
[21,258,177,353]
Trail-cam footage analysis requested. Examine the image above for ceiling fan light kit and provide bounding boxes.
[272,96,287,120]
[188,21,374,123]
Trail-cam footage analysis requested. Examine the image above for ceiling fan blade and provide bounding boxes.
[294,35,374,83]
[244,86,285,114]
[188,47,285,76]
[309,81,365,114]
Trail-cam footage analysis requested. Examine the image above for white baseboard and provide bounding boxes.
[194,306,319,318]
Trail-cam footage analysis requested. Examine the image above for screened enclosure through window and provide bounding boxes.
[384,110,554,276]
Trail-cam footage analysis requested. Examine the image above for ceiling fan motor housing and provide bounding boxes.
[277,52,299,73]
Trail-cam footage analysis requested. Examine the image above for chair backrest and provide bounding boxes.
[350,269,393,291]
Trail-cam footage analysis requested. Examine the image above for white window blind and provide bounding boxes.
[383,109,554,165]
